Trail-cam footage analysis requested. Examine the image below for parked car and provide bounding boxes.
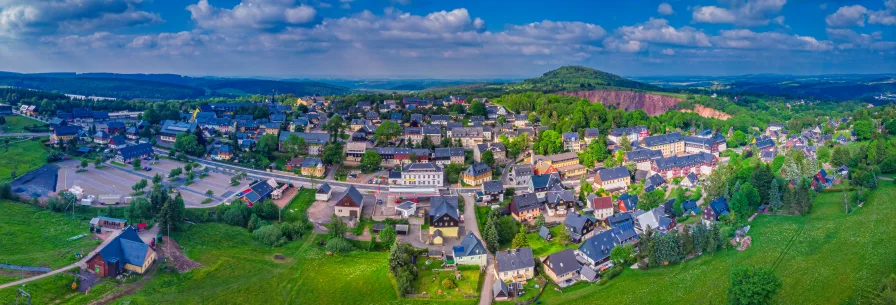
[377,199,383,205]
[142,166,152,171]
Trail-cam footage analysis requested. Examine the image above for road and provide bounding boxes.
[457,194,494,305]
[0,230,124,290]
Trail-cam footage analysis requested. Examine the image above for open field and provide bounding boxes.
[526,225,579,258]
[0,272,117,304]
[0,201,101,272]
[282,188,317,222]
[1,115,45,133]
[538,183,896,304]
[413,263,481,300]
[0,139,49,183]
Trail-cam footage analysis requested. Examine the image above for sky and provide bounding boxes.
[0,0,894,79]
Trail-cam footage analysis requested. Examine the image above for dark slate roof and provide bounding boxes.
[754,138,776,149]
[709,197,730,216]
[580,266,598,281]
[597,166,630,181]
[339,186,364,208]
[625,149,662,162]
[531,173,561,189]
[685,172,698,184]
[118,143,153,160]
[301,157,323,168]
[511,193,540,214]
[578,230,619,263]
[317,183,331,194]
[618,194,638,211]
[482,180,503,194]
[645,174,665,187]
[546,190,575,206]
[465,163,491,176]
[279,132,329,145]
[513,165,534,176]
[609,126,647,137]
[539,226,551,239]
[584,128,600,138]
[565,213,596,236]
[607,212,634,228]
[682,199,699,213]
[430,195,460,221]
[495,247,534,273]
[493,280,509,299]
[653,152,715,171]
[244,181,275,204]
[434,147,465,158]
[98,227,151,269]
[544,249,580,276]
[453,232,487,258]
[106,121,125,129]
[642,132,682,147]
[402,162,442,173]
[683,135,716,148]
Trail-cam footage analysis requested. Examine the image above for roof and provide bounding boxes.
[301,157,323,168]
[160,120,197,135]
[118,143,154,160]
[98,227,151,268]
[279,132,329,145]
[513,165,534,176]
[510,193,540,214]
[493,280,509,299]
[539,226,551,239]
[317,183,331,194]
[607,212,634,228]
[243,180,275,204]
[402,162,442,173]
[653,153,716,171]
[453,232,487,258]
[396,201,416,211]
[434,147,465,158]
[465,163,491,176]
[625,149,663,162]
[482,180,503,194]
[682,199,699,213]
[495,247,534,273]
[338,186,364,208]
[609,126,647,137]
[709,197,730,217]
[597,166,630,181]
[645,174,665,187]
[531,173,560,189]
[618,193,639,211]
[565,213,596,236]
[544,249,580,276]
[546,190,575,206]
[584,128,600,138]
[430,195,460,221]
[580,266,598,281]
[578,230,620,263]
[591,196,613,210]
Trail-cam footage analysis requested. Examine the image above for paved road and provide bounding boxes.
[460,194,495,305]
[0,230,124,290]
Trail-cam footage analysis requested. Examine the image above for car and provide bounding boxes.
[377,199,383,205]
[142,166,151,171]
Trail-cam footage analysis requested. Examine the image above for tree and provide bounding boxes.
[374,121,402,144]
[205,189,214,197]
[132,179,147,193]
[184,163,193,173]
[854,120,874,141]
[324,115,344,142]
[173,133,205,156]
[253,224,287,247]
[751,164,775,204]
[285,134,306,156]
[555,225,570,245]
[482,150,495,168]
[152,173,162,184]
[94,156,103,167]
[327,214,348,238]
[469,101,488,116]
[80,159,88,169]
[132,158,141,170]
[156,195,184,234]
[126,197,153,221]
[511,225,529,248]
[831,146,852,167]
[640,189,666,211]
[484,218,499,253]
[379,226,397,247]
[769,179,782,211]
[534,214,546,228]
[610,244,634,265]
[247,214,263,232]
[322,142,345,165]
[727,266,782,305]
[817,145,831,163]
[534,130,563,155]
[186,171,195,182]
[168,167,182,179]
[256,134,280,156]
[360,150,382,173]
[619,133,632,151]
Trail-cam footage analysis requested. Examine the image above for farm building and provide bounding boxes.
[86,227,156,277]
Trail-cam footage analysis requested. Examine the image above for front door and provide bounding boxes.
[350,209,358,217]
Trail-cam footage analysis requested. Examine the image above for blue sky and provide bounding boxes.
[0,0,894,78]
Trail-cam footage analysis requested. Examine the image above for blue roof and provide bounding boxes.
[453,232,486,258]
[618,193,639,211]
[709,197,730,216]
[98,227,150,270]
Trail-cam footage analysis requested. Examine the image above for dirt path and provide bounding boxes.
[155,237,202,273]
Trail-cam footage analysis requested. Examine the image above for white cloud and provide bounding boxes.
[658,3,674,15]
[826,1,896,27]
[604,18,710,52]
[692,0,787,27]
[661,48,675,55]
[186,0,317,31]
[711,29,834,51]
[0,0,162,37]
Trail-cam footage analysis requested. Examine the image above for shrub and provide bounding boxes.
[599,265,623,281]
[326,237,355,253]
[253,225,287,247]
[441,278,457,289]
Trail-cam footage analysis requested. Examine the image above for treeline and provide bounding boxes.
[0,76,207,100]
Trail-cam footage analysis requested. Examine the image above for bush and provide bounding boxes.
[441,278,457,289]
[326,237,355,253]
[253,224,287,247]
[599,265,623,281]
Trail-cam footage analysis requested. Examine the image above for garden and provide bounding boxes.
[411,262,481,300]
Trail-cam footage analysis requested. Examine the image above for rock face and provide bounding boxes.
[679,104,732,120]
[559,90,682,116]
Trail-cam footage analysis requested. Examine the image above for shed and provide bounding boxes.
[395,224,409,235]
[539,226,552,241]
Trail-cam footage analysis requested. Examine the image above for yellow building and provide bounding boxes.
[429,196,460,245]
[462,163,492,186]
[641,132,685,156]
[301,158,326,178]
[533,152,585,179]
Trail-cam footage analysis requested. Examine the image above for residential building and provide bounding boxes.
[635,207,675,233]
[511,164,534,186]
[577,225,637,268]
[316,183,332,201]
[429,195,460,244]
[94,130,111,145]
[509,193,541,222]
[453,232,487,267]
[529,173,562,199]
[401,163,444,187]
[335,186,364,218]
[159,120,197,143]
[562,132,584,152]
[368,147,432,165]
[565,213,598,243]
[587,195,614,220]
[482,181,504,203]
[301,158,325,178]
[212,144,233,161]
[545,189,575,216]
[651,152,717,179]
[433,147,465,165]
[495,248,535,282]
[608,126,648,144]
[86,227,156,277]
[683,134,727,155]
[583,128,600,144]
[53,126,82,143]
[594,166,631,192]
[624,149,663,171]
[617,194,639,212]
[403,126,442,145]
[115,143,154,163]
[239,180,276,207]
[474,143,507,163]
[702,197,730,225]
[396,201,417,218]
[448,127,486,148]
[641,132,684,156]
[462,163,492,186]
[543,249,581,286]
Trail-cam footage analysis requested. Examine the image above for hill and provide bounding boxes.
[0,72,351,100]
[518,65,659,92]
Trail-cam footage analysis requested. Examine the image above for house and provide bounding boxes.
[682,199,700,215]
[316,183,332,201]
[608,126,648,144]
[511,164,534,186]
[577,226,637,268]
[474,143,507,163]
[545,190,575,216]
[680,172,699,188]
[404,126,442,145]
[493,280,510,301]
[91,216,128,229]
[754,137,776,151]
[624,149,663,171]
[683,134,727,155]
[52,125,81,143]
[588,195,614,220]
[579,266,599,282]
[543,249,581,286]
[594,166,631,192]
[433,147,465,165]
[532,152,585,180]
[448,127,486,148]
[212,144,233,161]
[285,157,303,171]
[562,132,583,152]
[401,163,444,187]
[159,120,197,143]
[651,152,717,179]
[86,227,156,277]
[462,163,492,186]
[396,201,417,218]
[812,169,834,191]
[584,128,600,143]
[760,150,777,163]
[429,195,460,244]
[115,143,154,163]
[606,212,634,229]
[837,166,849,177]
[335,186,364,219]
[702,197,730,225]
[617,194,638,212]
[495,247,535,282]
[453,232,487,267]
[529,173,562,199]
[641,132,684,156]
[301,158,325,178]
[645,173,665,190]
[94,130,111,144]
[509,193,541,222]
[539,226,552,240]
[279,132,329,155]
[482,181,504,203]
[565,213,597,243]
[240,180,276,207]
[635,207,675,233]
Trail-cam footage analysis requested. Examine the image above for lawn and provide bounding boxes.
[282,188,316,222]
[538,183,896,305]
[526,225,579,258]
[0,272,117,305]
[0,139,49,183]
[413,262,481,300]
[2,115,46,133]
[0,201,100,273]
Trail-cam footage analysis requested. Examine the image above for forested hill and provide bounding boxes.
[0,72,350,100]
[519,66,660,92]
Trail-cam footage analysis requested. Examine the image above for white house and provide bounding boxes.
[453,232,487,267]
[316,183,332,201]
[396,201,417,218]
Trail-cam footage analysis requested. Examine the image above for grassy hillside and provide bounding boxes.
[539,183,896,305]
[0,139,49,183]
[427,66,661,96]
[0,201,100,273]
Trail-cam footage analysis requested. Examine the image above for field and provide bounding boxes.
[1,115,46,133]
[0,272,117,305]
[538,183,896,304]
[282,188,317,222]
[0,201,101,273]
[0,139,49,183]
[526,225,578,258]
[413,263,481,300]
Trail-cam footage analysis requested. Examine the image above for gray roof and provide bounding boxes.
[513,165,534,177]
[565,213,597,236]
[642,132,682,147]
[653,152,715,171]
[339,186,364,207]
[402,162,442,173]
[317,183,331,194]
[279,132,329,145]
[609,126,647,137]
[511,193,540,214]
[580,266,598,281]
[496,247,534,273]
[597,166,630,181]
[493,280,509,299]
[544,249,580,276]
[429,195,460,221]
[453,232,487,258]
[465,162,491,176]
[482,180,503,194]
[625,149,662,162]
[584,128,600,138]
[434,147,465,158]
[539,226,551,239]
[546,190,575,206]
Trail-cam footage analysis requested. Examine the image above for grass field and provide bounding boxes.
[0,272,117,305]
[0,201,100,272]
[1,115,45,133]
[0,139,49,183]
[526,225,578,258]
[413,262,481,300]
[282,188,316,222]
[538,183,896,305]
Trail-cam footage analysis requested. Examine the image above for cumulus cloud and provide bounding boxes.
[692,0,787,27]
[826,28,895,50]
[604,18,710,52]
[0,0,162,37]
[658,3,674,15]
[826,1,896,27]
[186,0,317,31]
[711,29,834,51]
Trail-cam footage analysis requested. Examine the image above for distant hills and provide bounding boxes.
[635,74,896,101]
[0,72,349,100]
[518,65,659,91]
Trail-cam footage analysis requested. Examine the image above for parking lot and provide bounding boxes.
[57,158,248,207]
